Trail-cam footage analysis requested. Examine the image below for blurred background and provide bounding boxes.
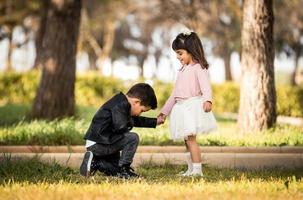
[1,2,303,197]
[0,0,302,83]
[0,0,302,146]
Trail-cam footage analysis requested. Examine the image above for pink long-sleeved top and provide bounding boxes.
[161,63,212,116]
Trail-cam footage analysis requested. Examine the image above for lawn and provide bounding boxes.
[0,157,302,200]
[0,104,302,146]
[0,104,303,199]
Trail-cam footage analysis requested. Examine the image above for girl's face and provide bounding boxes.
[175,49,193,65]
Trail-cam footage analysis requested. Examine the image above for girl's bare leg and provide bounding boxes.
[186,135,201,163]
[181,139,192,175]
[185,135,203,175]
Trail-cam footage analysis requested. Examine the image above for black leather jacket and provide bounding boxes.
[84,92,157,144]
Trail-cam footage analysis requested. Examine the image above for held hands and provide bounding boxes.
[203,101,212,112]
[156,102,210,126]
[156,102,211,125]
[157,113,166,125]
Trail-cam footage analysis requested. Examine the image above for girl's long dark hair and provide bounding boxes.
[172,32,209,69]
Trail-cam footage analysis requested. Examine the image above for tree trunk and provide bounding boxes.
[4,0,13,71]
[138,56,145,79]
[5,27,13,72]
[97,20,115,73]
[88,48,98,71]
[238,0,276,131]
[109,59,114,77]
[33,0,49,70]
[290,46,301,86]
[31,0,81,120]
[79,7,99,71]
[223,52,232,81]
[152,49,161,79]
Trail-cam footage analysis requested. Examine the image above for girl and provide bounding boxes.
[158,31,217,176]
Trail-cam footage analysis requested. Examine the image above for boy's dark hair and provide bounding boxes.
[172,31,209,69]
[126,83,157,109]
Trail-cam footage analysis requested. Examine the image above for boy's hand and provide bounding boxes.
[203,101,212,112]
[157,113,166,125]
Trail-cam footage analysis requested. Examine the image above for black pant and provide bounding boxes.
[87,132,139,167]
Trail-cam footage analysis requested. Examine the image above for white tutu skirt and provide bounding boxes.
[169,96,217,141]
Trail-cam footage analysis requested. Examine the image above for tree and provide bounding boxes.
[0,0,41,71]
[204,0,242,81]
[109,1,165,79]
[32,0,48,70]
[157,0,242,81]
[274,0,303,85]
[238,0,276,131]
[31,0,81,119]
[77,0,133,72]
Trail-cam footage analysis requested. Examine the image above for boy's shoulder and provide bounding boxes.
[102,92,129,109]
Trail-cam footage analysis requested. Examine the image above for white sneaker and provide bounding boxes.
[178,170,192,177]
[80,151,94,177]
[191,171,203,177]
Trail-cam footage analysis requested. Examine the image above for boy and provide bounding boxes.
[80,83,163,179]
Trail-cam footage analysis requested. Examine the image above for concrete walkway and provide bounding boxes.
[1,146,303,170]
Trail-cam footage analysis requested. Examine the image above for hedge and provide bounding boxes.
[0,72,302,117]
[212,82,303,117]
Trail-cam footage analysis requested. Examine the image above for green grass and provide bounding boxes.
[0,104,31,126]
[0,104,302,146]
[0,157,302,199]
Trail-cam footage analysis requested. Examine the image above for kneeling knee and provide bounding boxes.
[129,132,139,143]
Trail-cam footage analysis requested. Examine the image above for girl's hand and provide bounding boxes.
[203,101,212,112]
[157,113,166,125]
[157,113,167,120]
[157,117,164,125]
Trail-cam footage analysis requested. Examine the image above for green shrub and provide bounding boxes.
[212,82,303,117]
[153,80,173,108]
[276,85,303,117]
[0,72,303,117]
[76,73,126,106]
[0,118,86,145]
[0,71,39,105]
[212,82,240,113]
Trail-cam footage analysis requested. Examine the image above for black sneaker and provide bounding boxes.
[93,160,119,176]
[117,165,139,179]
[89,161,99,176]
[80,151,93,177]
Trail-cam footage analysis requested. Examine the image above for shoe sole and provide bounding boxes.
[177,171,203,177]
[188,173,204,177]
[80,151,93,177]
[177,170,191,177]
[116,172,139,179]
